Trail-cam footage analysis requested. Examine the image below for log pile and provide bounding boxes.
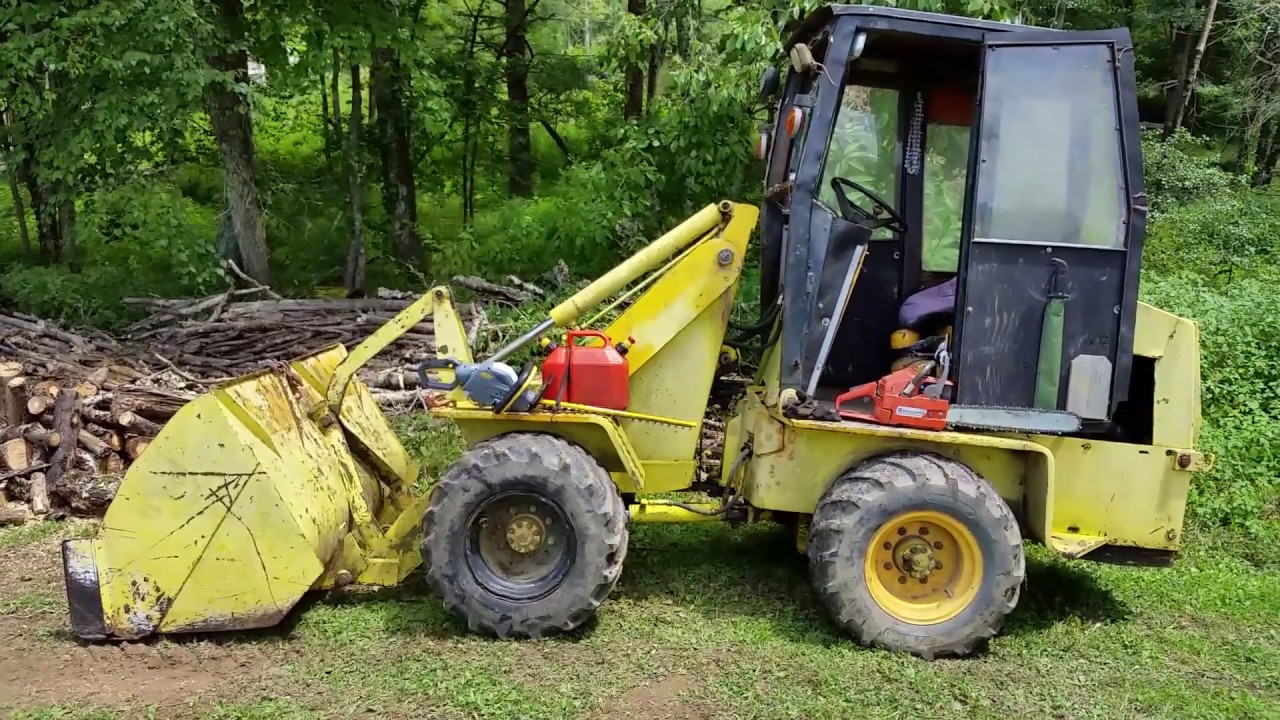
[0,358,166,523]
[121,289,480,382]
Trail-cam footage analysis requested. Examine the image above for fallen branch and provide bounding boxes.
[225,259,284,300]
[451,275,531,304]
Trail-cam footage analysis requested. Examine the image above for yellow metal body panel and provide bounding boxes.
[1133,301,1203,448]
[1035,437,1192,553]
[731,386,1202,557]
[734,389,1051,515]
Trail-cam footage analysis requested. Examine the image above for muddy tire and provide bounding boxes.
[807,452,1024,659]
[420,433,628,638]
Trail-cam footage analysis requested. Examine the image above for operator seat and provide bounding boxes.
[889,277,956,372]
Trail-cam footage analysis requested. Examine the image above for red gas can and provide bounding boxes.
[541,330,631,410]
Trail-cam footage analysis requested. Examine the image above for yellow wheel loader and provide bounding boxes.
[61,6,1211,659]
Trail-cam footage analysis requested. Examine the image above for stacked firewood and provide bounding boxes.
[120,289,479,381]
[0,358,180,524]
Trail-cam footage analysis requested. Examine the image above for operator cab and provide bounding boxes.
[757,5,1146,428]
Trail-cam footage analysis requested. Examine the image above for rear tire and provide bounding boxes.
[420,433,628,638]
[808,452,1024,659]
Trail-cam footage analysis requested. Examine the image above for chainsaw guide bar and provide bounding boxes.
[944,405,1081,435]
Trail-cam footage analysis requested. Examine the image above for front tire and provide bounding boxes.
[420,433,628,638]
[808,452,1024,659]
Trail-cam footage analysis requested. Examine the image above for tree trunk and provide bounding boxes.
[1164,27,1194,136]
[538,119,573,165]
[504,0,534,197]
[367,65,376,133]
[206,0,271,286]
[646,37,662,110]
[1,109,32,260]
[18,148,59,262]
[1169,0,1219,135]
[343,63,367,295]
[372,47,422,261]
[460,5,483,226]
[57,192,77,271]
[7,161,30,260]
[1254,120,1279,187]
[321,72,334,169]
[676,14,692,61]
[331,48,343,140]
[625,0,646,119]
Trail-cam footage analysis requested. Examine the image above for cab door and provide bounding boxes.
[952,29,1146,421]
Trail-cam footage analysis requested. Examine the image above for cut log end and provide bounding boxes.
[0,504,30,526]
[125,436,152,460]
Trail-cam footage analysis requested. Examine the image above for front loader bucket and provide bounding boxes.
[61,344,427,640]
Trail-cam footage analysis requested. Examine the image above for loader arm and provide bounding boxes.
[325,286,474,413]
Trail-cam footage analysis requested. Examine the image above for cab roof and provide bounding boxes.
[786,5,1049,48]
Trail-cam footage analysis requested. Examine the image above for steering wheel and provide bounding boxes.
[829,177,908,234]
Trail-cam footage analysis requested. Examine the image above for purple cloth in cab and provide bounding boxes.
[898,277,957,328]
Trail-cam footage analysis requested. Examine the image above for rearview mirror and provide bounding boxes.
[758,66,780,100]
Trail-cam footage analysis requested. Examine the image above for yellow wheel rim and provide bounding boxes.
[864,510,983,625]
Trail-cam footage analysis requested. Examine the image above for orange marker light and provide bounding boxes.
[784,107,805,138]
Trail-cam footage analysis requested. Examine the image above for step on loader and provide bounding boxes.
[62,5,1211,659]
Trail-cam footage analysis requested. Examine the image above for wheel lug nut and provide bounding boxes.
[920,527,929,536]
[933,541,943,549]
[882,541,892,550]
[883,562,892,570]
[897,527,906,536]
[919,577,928,584]
[935,561,943,569]
[898,576,907,584]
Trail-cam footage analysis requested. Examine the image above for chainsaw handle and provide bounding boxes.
[417,358,461,391]
[902,360,937,396]
[834,380,877,412]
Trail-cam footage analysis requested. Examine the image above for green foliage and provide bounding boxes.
[1141,129,1241,218]
[1,185,224,328]
[0,0,211,199]
[430,161,627,279]
[1141,272,1280,527]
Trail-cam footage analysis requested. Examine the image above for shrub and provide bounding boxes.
[1,183,225,329]
[1144,191,1280,281]
[1141,271,1280,527]
[1141,129,1242,218]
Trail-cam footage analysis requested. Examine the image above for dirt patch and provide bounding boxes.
[0,529,282,714]
[0,639,279,710]
[611,673,709,720]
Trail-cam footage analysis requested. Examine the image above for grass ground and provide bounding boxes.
[2,419,1277,720]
